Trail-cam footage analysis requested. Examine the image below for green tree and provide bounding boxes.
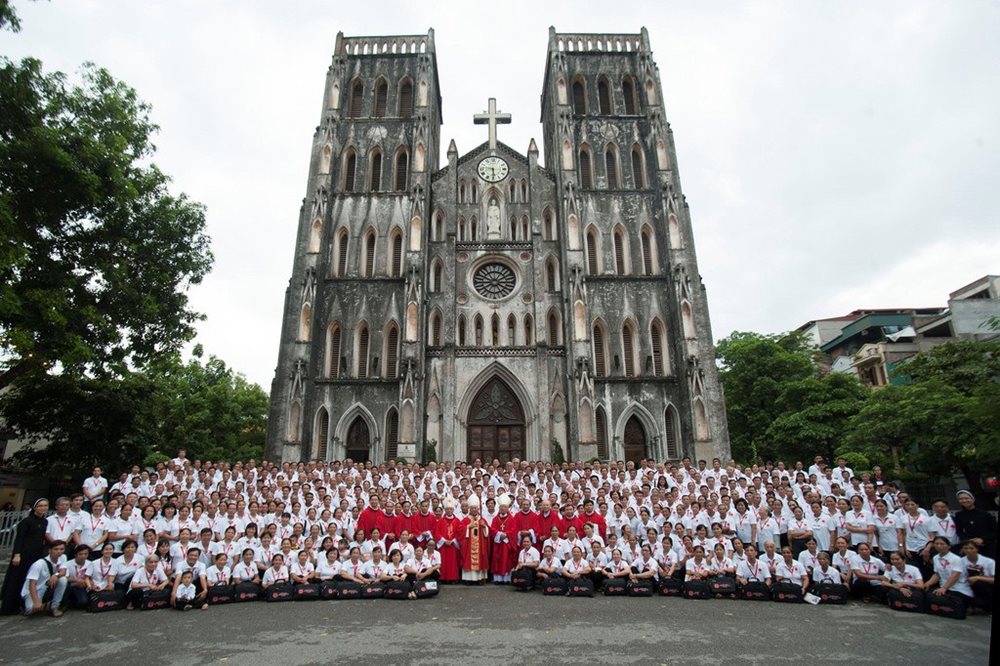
[1,368,154,476]
[840,341,1000,493]
[716,331,816,462]
[139,347,268,463]
[0,57,213,388]
[6,347,268,476]
[764,372,869,464]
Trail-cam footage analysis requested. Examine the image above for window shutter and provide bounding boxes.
[386,326,398,378]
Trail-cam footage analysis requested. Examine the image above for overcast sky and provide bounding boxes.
[6,1,999,389]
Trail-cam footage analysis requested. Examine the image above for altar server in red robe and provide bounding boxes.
[513,498,539,548]
[535,500,560,548]
[461,495,490,583]
[433,498,463,582]
[411,499,437,549]
[490,496,518,583]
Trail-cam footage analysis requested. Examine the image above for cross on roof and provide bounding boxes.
[473,97,511,151]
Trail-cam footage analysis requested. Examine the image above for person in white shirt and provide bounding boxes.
[63,544,93,609]
[736,544,771,588]
[316,549,341,581]
[561,546,592,588]
[960,540,994,613]
[851,542,886,601]
[205,553,232,588]
[113,539,143,590]
[174,548,208,604]
[927,536,973,602]
[127,555,171,608]
[45,497,79,546]
[360,548,388,580]
[630,544,659,583]
[871,499,899,559]
[536,546,562,582]
[339,548,367,584]
[21,540,68,616]
[898,498,933,574]
[77,499,112,556]
[172,570,206,610]
[929,499,959,547]
[831,537,856,587]
[261,554,290,589]
[684,546,710,582]
[542,526,569,561]
[515,536,541,571]
[774,546,809,597]
[232,548,262,584]
[881,553,926,597]
[86,543,117,593]
[843,496,874,548]
[290,550,317,585]
[811,551,843,586]
[82,467,109,510]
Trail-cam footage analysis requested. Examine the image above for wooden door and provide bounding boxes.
[346,417,370,463]
[467,377,525,463]
[623,415,646,464]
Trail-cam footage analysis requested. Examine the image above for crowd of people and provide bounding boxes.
[0,451,994,619]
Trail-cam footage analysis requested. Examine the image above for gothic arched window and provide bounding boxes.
[373,78,388,118]
[398,79,413,117]
[572,78,587,114]
[598,77,612,115]
[349,79,364,118]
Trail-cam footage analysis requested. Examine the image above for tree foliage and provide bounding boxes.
[139,346,268,463]
[5,348,268,476]
[716,331,818,461]
[0,57,213,387]
[839,341,1000,490]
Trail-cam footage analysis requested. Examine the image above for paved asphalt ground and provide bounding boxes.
[0,586,991,665]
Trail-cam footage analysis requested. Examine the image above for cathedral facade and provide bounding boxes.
[265,28,730,465]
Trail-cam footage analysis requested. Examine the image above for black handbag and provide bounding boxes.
[320,580,341,599]
[708,576,737,598]
[886,587,926,613]
[568,578,595,597]
[413,579,439,598]
[627,579,656,597]
[139,589,171,610]
[603,577,628,596]
[293,583,321,601]
[511,567,535,590]
[772,582,803,603]
[265,584,294,602]
[207,584,235,605]
[338,581,363,599]
[88,589,124,612]
[812,582,849,604]
[542,577,567,596]
[926,590,967,620]
[360,581,385,599]
[740,581,771,601]
[234,582,261,602]
[658,577,683,597]
[683,579,711,599]
[384,580,411,599]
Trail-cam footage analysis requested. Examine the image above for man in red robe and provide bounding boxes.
[410,499,437,549]
[580,499,607,540]
[461,495,490,583]
[433,498,463,582]
[512,498,539,548]
[357,495,385,538]
[490,496,518,583]
[534,499,560,548]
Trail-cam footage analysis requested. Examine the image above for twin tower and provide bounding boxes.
[265,28,731,466]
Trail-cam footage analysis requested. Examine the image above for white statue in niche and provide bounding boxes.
[486,198,501,240]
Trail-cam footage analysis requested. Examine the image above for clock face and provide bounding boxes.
[477,156,509,183]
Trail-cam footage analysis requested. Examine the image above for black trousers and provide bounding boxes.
[971,581,993,612]
[173,597,205,610]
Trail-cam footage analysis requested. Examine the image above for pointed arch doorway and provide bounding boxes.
[346,416,371,463]
[623,415,647,464]
[466,377,525,463]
